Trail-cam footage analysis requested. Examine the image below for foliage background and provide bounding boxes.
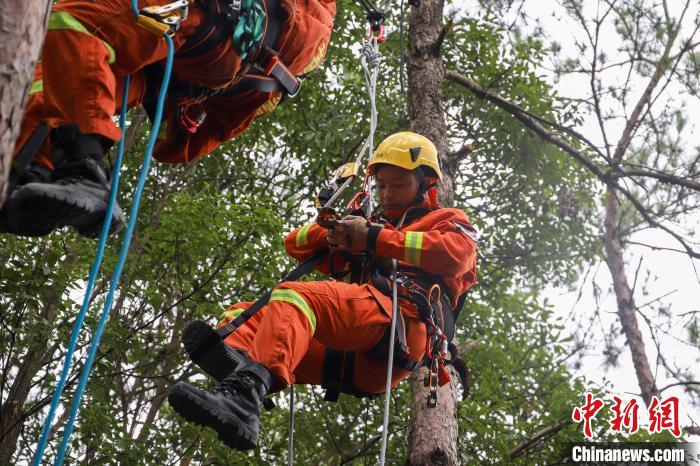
[0,1,694,464]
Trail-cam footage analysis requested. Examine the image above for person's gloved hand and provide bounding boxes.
[326,215,372,252]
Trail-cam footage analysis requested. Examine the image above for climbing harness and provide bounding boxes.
[142,0,300,135]
[32,3,176,465]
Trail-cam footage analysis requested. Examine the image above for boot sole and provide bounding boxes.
[168,383,257,450]
[182,320,245,381]
[13,184,125,238]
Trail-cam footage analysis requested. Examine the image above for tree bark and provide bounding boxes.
[0,0,51,208]
[0,298,59,464]
[406,0,460,464]
[603,189,659,406]
[406,0,453,207]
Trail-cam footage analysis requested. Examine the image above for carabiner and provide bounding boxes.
[365,23,386,43]
[178,103,206,134]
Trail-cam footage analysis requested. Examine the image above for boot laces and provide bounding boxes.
[216,374,255,398]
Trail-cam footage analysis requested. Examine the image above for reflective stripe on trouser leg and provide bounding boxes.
[270,289,316,334]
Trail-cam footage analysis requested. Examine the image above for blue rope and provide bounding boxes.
[30,79,132,466]
[52,33,175,465]
[31,2,175,463]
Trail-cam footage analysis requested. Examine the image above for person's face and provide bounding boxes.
[375,165,420,212]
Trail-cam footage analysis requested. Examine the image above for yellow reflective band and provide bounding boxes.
[29,80,43,95]
[254,93,282,118]
[218,307,245,325]
[296,223,313,247]
[270,289,316,333]
[404,231,424,266]
[48,12,116,64]
[300,42,328,75]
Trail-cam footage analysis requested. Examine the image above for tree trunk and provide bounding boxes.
[0,300,59,464]
[135,307,186,443]
[406,0,453,207]
[602,189,659,406]
[0,0,51,208]
[406,0,460,464]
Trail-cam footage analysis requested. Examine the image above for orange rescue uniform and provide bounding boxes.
[15,0,335,169]
[219,206,478,393]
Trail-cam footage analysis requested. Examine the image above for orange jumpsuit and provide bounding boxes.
[14,0,335,169]
[219,205,478,393]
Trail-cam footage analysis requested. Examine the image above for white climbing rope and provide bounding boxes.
[288,385,295,466]
[379,258,400,465]
[358,35,382,213]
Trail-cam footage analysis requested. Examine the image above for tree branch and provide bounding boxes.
[507,419,573,460]
[445,71,610,180]
[658,381,700,394]
[618,168,700,192]
[445,70,700,260]
[610,0,688,163]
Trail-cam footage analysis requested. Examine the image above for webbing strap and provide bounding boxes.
[176,0,232,59]
[214,250,327,338]
[321,348,344,402]
[448,343,470,400]
[8,122,49,192]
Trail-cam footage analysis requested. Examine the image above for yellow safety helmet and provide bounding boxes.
[367,132,443,181]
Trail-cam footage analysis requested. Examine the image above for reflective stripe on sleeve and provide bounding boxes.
[48,11,117,64]
[404,231,424,266]
[29,80,43,95]
[270,289,316,333]
[295,223,313,247]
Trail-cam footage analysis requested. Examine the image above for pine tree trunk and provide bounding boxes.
[0,0,50,208]
[602,189,659,406]
[406,0,460,463]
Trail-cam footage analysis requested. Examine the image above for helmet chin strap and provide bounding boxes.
[411,175,439,210]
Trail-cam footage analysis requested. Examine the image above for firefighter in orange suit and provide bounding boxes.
[168,131,478,450]
[0,0,334,237]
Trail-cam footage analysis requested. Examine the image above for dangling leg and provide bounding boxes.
[181,302,263,382]
[3,0,171,237]
[169,281,394,450]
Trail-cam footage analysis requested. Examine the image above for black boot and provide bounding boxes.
[168,357,271,450]
[0,163,50,234]
[181,319,249,381]
[8,124,126,237]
